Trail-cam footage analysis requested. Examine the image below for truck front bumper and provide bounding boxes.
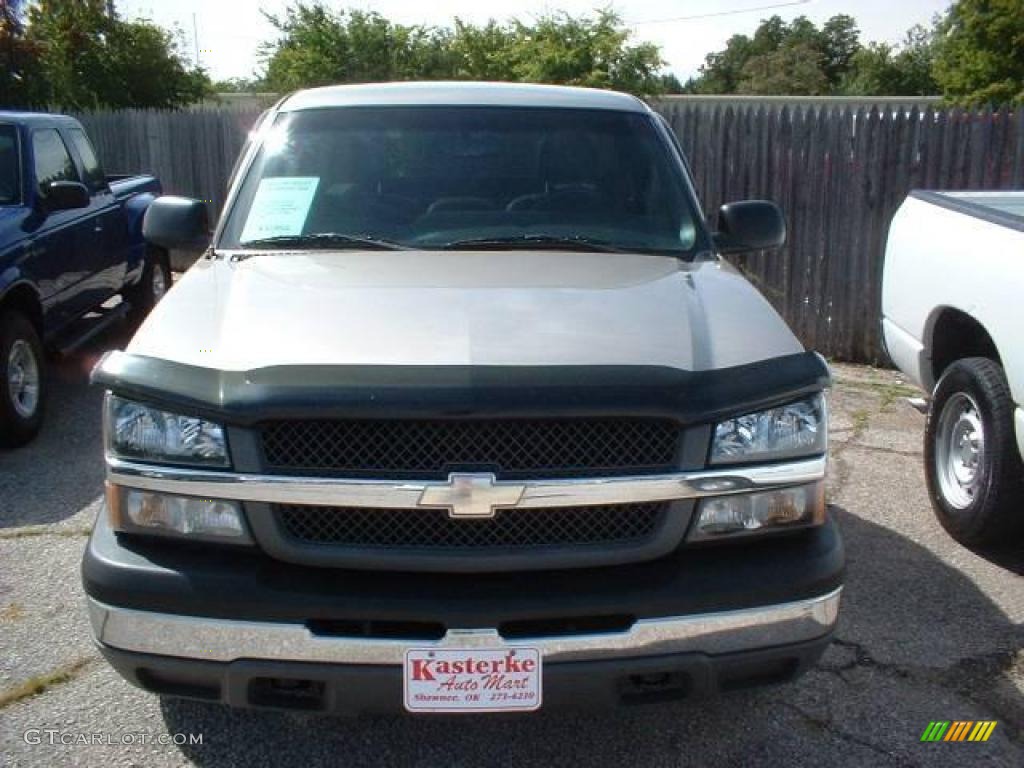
[83,513,843,712]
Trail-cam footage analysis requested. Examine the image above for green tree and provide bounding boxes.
[260,4,673,96]
[749,15,790,55]
[261,5,454,90]
[506,10,666,94]
[738,41,829,95]
[448,20,516,81]
[658,72,685,94]
[212,77,267,93]
[932,0,1024,106]
[686,14,862,95]
[685,33,753,93]
[104,19,211,107]
[23,0,210,109]
[842,26,938,96]
[820,14,862,88]
[0,0,44,107]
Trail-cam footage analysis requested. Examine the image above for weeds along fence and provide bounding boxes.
[75,103,1024,363]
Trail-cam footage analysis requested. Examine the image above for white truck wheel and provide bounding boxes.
[924,357,1024,545]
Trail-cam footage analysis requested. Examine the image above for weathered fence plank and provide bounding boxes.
[662,102,1021,362]
[72,102,1022,364]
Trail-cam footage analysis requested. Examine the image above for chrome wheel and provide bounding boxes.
[7,339,40,420]
[934,392,985,509]
[151,265,168,301]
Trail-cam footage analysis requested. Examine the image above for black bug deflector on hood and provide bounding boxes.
[91,350,831,427]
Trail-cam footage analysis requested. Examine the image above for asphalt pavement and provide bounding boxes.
[0,320,1021,767]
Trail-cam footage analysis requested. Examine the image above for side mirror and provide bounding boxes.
[143,196,211,252]
[46,181,90,211]
[713,200,786,255]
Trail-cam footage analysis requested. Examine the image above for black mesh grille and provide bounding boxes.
[259,419,680,478]
[274,502,667,550]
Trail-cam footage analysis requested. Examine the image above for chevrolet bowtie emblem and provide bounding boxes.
[418,473,525,518]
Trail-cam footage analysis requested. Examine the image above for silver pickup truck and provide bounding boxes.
[85,83,842,715]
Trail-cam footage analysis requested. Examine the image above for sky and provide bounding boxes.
[117,0,954,84]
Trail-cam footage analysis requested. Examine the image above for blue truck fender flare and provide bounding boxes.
[0,276,43,325]
[122,191,160,278]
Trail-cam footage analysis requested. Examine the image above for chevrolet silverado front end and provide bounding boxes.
[83,82,842,715]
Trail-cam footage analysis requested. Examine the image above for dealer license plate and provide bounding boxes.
[403,647,542,713]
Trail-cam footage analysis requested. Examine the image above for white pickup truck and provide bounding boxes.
[883,191,1024,546]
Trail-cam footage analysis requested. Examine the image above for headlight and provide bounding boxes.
[105,394,229,467]
[106,484,251,543]
[710,393,826,465]
[689,481,825,541]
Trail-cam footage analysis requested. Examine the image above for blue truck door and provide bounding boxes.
[29,127,107,326]
[64,127,128,306]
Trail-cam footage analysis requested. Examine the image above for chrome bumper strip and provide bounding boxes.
[89,588,841,665]
[105,455,827,510]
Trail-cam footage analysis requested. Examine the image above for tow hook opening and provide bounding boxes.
[620,670,692,704]
[249,677,327,711]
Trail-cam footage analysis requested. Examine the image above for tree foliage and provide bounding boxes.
[212,77,268,93]
[685,2,1021,105]
[841,26,938,96]
[0,0,44,106]
[686,14,863,95]
[504,11,666,94]
[932,0,1024,106]
[738,41,829,96]
[4,0,1020,110]
[2,0,209,110]
[261,4,670,96]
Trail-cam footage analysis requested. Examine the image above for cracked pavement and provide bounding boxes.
[0,328,1021,767]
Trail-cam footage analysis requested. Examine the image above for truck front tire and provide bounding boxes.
[0,310,46,448]
[126,247,172,322]
[925,357,1024,545]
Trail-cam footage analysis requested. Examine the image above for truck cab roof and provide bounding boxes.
[279,81,649,114]
[0,111,83,129]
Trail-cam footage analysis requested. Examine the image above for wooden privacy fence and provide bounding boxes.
[661,103,1024,362]
[75,103,1024,363]
[76,108,263,215]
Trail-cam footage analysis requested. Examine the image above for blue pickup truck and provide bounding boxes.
[0,112,169,447]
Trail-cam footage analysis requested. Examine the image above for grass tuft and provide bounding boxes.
[0,603,25,622]
[0,659,93,709]
[0,526,92,541]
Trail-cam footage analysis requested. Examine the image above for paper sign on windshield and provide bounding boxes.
[240,176,319,243]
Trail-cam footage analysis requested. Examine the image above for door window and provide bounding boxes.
[32,129,79,197]
[0,125,19,204]
[67,129,106,191]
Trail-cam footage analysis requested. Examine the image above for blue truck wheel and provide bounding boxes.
[0,309,46,448]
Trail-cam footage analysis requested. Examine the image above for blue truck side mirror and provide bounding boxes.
[143,196,211,252]
[46,181,90,211]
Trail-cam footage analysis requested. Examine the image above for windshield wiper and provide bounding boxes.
[436,235,626,253]
[238,233,409,251]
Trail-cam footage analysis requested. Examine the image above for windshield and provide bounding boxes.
[219,107,701,255]
[0,125,19,205]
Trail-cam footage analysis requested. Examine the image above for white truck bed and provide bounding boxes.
[919,190,1024,227]
[882,189,1024,463]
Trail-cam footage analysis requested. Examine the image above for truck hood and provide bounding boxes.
[127,250,802,372]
